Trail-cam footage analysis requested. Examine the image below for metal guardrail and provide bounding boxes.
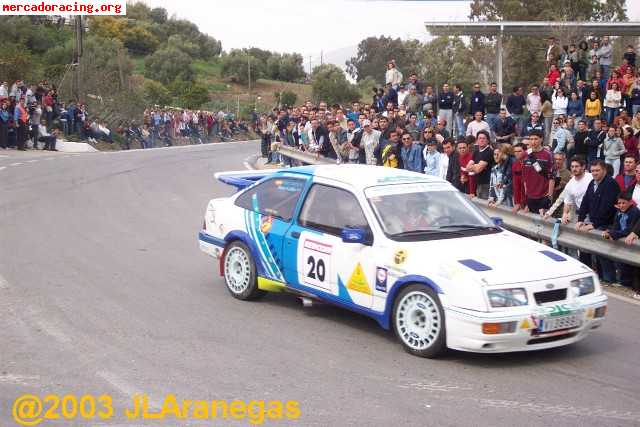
[277,145,640,267]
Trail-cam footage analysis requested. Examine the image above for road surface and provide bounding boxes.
[1,143,639,426]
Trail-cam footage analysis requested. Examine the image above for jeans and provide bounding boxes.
[486,113,499,134]
[511,114,524,136]
[605,106,618,125]
[454,112,465,138]
[601,64,611,81]
[544,116,553,145]
[438,109,453,134]
[475,183,489,200]
[605,158,621,176]
[597,256,616,283]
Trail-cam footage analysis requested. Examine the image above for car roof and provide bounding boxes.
[278,164,448,189]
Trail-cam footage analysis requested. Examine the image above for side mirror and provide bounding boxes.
[491,216,504,227]
[341,227,371,245]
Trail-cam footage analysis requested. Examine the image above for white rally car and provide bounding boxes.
[198,165,607,358]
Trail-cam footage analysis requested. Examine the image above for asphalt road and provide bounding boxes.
[1,142,639,427]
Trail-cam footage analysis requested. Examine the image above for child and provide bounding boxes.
[603,192,640,295]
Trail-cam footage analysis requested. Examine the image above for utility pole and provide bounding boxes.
[72,16,83,101]
[247,56,251,97]
[309,55,312,75]
[320,50,323,66]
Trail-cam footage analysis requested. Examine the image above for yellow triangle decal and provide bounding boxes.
[521,319,531,330]
[347,263,372,295]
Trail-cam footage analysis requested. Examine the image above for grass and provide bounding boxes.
[132,56,145,75]
[191,59,222,78]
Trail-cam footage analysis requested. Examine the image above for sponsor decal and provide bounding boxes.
[393,249,407,265]
[347,262,372,295]
[260,216,274,234]
[375,267,388,292]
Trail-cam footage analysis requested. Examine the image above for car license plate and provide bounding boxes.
[539,314,581,332]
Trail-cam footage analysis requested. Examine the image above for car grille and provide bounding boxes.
[527,332,577,345]
[534,288,567,304]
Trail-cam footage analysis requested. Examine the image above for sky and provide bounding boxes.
[140,0,640,70]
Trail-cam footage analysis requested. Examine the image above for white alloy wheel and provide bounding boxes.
[225,247,251,294]
[222,241,265,300]
[393,285,446,357]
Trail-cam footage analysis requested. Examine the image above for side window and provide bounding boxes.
[299,184,370,236]
[235,178,305,221]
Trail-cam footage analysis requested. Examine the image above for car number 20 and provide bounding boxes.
[302,239,332,289]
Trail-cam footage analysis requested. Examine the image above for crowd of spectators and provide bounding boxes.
[119,108,251,150]
[266,38,640,298]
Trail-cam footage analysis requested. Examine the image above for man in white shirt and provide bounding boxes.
[385,62,403,89]
[526,85,542,114]
[560,157,593,224]
[438,139,454,179]
[466,111,491,137]
[360,119,381,165]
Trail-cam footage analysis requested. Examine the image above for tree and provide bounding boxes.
[169,79,210,109]
[145,46,194,85]
[311,64,360,105]
[122,24,159,55]
[418,36,480,90]
[220,50,264,85]
[278,53,305,82]
[346,36,422,82]
[143,79,171,106]
[277,90,297,108]
[149,7,168,24]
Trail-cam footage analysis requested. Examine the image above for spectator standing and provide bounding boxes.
[602,193,640,288]
[616,155,638,192]
[423,139,441,176]
[400,133,422,173]
[0,101,9,149]
[522,130,554,214]
[493,108,517,144]
[447,138,471,193]
[552,87,568,118]
[466,111,490,137]
[488,144,514,207]
[466,130,494,199]
[622,125,639,161]
[14,97,28,151]
[469,82,485,115]
[523,112,544,137]
[602,126,626,174]
[567,91,584,122]
[597,36,613,80]
[527,85,542,115]
[584,91,602,127]
[452,84,466,138]
[541,93,554,143]
[546,152,572,217]
[438,83,454,135]
[557,157,593,224]
[506,86,526,135]
[385,62,403,89]
[439,139,454,179]
[624,44,636,67]
[511,142,528,212]
[360,120,381,165]
[546,37,562,68]
[578,41,590,81]
[550,118,571,154]
[485,82,502,132]
[604,82,622,125]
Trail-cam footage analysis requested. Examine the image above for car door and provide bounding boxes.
[283,181,376,309]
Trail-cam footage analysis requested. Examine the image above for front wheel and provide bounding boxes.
[392,284,446,358]
[223,241,266,300]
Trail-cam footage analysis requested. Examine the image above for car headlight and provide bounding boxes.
[571,276,595,296]
[487,288,528,308]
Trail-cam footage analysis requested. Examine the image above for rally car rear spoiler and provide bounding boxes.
[214,169,283,191]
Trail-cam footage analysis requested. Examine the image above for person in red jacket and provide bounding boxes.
[511,142,527,212]
[622,125,639,160]
[546,64,561,86]
[616,155,638,192]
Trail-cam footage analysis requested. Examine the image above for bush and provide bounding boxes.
[311,64,360,106]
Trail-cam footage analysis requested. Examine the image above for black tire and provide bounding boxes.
[222,241,266,301]
[392,284,446,358]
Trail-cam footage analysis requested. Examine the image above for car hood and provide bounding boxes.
[387,230,591,286]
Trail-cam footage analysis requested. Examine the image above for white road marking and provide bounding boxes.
[0,166,6,171]
[9,162,23,166]
[43,157,55,160]
[97,371,162,409]
[0,274,8,289]
[0,374,40,385]
[605,290,640,306]
[26,159,39,163]
[0,154,8,158]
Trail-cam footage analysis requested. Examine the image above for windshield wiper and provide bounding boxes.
[438,224,499,231]
[390,229,464,237]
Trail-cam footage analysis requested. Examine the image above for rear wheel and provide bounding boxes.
[393,284,446,358]
[223,241,265,300]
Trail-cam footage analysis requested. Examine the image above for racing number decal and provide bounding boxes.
[302,239,332,289]
[307,256,326,282]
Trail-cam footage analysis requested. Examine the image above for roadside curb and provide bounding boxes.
[604,290,640,306]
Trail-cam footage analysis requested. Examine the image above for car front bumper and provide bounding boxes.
[444,294,608,353]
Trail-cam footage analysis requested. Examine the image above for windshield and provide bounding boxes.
[365,183,499,241]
